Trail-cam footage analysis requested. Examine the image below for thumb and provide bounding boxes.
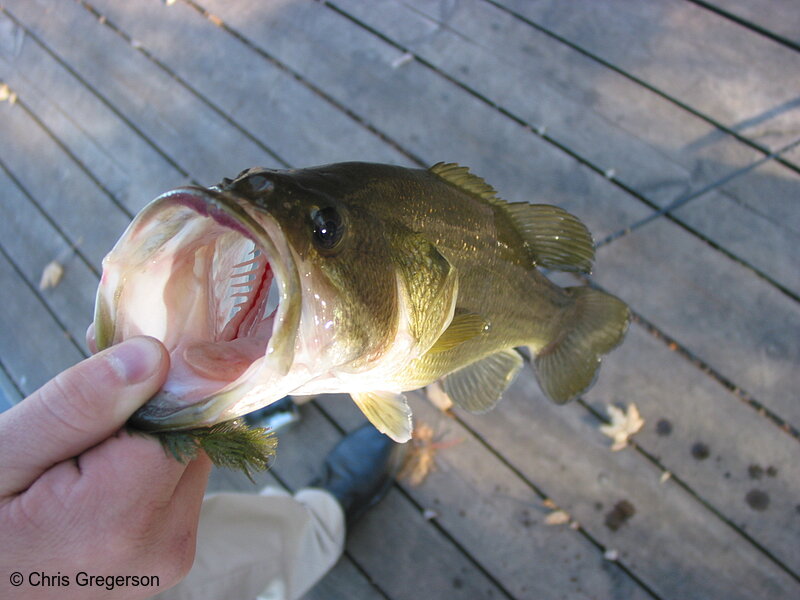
[0,336,169,496]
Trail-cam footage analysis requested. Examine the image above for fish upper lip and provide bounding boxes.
[96,185,302,431]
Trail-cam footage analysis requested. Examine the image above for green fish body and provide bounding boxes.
[95,162,629,444]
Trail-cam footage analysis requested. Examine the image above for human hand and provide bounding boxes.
[0,336,211,599]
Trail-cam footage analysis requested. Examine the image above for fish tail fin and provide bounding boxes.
[533,287,629,404]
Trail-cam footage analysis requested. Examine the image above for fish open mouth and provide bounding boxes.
[94,187,301,431]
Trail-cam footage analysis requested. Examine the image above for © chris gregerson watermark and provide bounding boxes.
[8,570,160,591]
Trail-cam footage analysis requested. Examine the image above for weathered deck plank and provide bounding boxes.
[0,250,84,395]
[0,147,97,349]
[674,158,800,296]
[460,368,800,599]
[196,0,652,243]
[698,0,800,46]
[1,1,799,599]
[595,218,800,428]
[0,20,188,214]
[332,0,800,302]
[85,0,413,169]
[3,0,277,187]
[321,394,654,600]
[492,0,800,153]
[586,324,800,574]
[0,4,534,595]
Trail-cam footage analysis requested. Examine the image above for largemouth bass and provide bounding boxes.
[94,162,629,443]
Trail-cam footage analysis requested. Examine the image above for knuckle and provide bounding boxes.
[41,372,100,437]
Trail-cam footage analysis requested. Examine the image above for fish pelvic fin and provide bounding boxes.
[351,391,413,443]
[443,348,524,413]
[533,286,630,404]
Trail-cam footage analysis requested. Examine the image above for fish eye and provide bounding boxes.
[311,206,345,252]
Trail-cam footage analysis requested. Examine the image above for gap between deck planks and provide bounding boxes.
[1,1,800,596]
[0,3,648,596]
[487,0,800,158]
[0,95,651,600]
[332,0,800,301]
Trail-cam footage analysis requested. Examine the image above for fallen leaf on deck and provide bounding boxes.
[398,422,461,487]
[0,84,9,101]
[659,471,672,484]
[544,509,571,526]
[39,260,65,290]
[425,380,453,412]
[422,508,438,521]
[600,403,644,451]
[603,549,619,561]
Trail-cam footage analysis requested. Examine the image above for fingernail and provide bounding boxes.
[106,337,164,384]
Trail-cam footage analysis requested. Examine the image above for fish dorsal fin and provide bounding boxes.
[351,391,413,443]
[429,162,499,202]
[443,349,523,413]
[500,202,595,273]
[430,163,594,273]
[429,312,490,354]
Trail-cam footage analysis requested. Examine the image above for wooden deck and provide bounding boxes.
[1,1,799,598]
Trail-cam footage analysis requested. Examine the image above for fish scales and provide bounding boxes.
[94,162,629,444]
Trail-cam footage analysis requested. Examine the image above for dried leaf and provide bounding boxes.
[426,381,453,412]
[0,84,8,101]
[542,498,557,509]
[398,422,461,487]
[422,508,438,520]
[600,403,644,451]
[604,549,619,561]
[659,471,672,484]
[544,509,570,526]
[39,260,64,290]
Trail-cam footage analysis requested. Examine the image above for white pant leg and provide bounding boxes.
[154,487,345,600]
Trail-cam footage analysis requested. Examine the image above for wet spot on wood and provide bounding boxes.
[604,500,636,531]
[520,509,535,527]
[691,442,710,460]
[593,501,603,511]
[748,464,763,479]
[766,465,778,477]
[745,489,770,511]
[655,418,672,436]
[452,577,464,589]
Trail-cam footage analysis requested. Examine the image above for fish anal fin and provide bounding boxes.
[351,391,413,443]
[429,312,490,354]
[502,203,595,273]
[534,287,630,404]
[443,349,523,414]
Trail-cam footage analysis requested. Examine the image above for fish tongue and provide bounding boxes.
[182,340,255,381]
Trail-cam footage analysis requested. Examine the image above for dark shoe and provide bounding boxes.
[313,422,407,525]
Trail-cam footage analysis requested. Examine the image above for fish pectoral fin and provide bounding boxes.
[429,312,490,354]
[501,203,595,273]
[351,391,413,443]
[443,349,523,413]
[390,230,458,350]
